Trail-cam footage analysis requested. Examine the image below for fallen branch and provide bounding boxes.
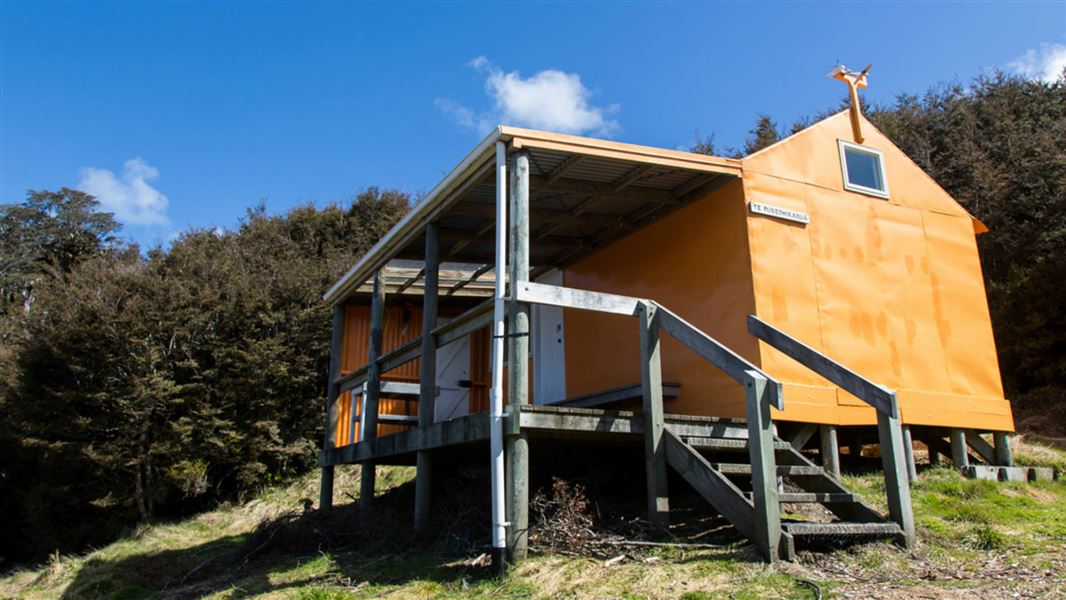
[594,539,731,550]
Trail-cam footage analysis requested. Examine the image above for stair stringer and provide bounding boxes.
[662,429,795,560]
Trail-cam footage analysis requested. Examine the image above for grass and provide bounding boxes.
[2,438,1064,599]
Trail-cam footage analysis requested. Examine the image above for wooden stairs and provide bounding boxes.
[664,427,903,561]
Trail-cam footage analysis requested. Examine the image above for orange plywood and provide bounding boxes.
[743,112,1011,431]
[564,179,757,418]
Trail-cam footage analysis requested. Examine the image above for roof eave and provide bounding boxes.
[323,126,507,304]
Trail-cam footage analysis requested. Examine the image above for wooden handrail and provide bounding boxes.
[747,314,896,418]
[656,304,783,410]
[746,313,915,549]
[512,281,782,408]
[334,299,494,390]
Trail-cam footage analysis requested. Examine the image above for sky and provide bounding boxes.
[1,1,1063,248]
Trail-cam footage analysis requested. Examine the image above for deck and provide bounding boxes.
[319,404,750,467]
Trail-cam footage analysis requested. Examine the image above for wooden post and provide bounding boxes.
[949,429,969,468]
[319,304,345,510]
[414,223,439,530]
[820,425,841,479]
[876,396,916,548]
[902,425,917,483]
[993,431,1013,467]
[638,302,669,528]
[505,151,531,561]
[506,433,529,560]
[744,370,782,562]
[359,272,385,513]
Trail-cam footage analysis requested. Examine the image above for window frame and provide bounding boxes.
[838,140,890,199]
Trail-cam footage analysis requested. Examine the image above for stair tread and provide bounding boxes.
[684,437,792,450]
[712,463,824,476]
[743,492,858,503]
[783,521,901,537]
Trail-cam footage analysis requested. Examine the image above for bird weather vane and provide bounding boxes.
[827,63,872,143]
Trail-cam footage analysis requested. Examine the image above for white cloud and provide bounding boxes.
[78,158,170,226]
[436,57,619,137]
[1008,43,1066,83]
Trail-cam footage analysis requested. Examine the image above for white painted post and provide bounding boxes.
[489,140,508,572]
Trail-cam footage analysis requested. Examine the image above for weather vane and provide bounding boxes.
[827,64,872,143]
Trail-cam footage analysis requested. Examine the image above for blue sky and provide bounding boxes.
[2,1,1063,248]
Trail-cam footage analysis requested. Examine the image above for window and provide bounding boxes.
[839,140,889,198]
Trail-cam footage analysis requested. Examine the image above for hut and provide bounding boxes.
[318,69,1015,568]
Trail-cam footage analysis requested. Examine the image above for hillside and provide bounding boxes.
[2,436,1064,600]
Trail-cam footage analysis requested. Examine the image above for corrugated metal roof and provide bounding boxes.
[324,126,742,304]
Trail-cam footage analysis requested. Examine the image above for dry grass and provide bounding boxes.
[2,442,1065,599]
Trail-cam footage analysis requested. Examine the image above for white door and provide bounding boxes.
[533,269,567,405]
[434,336,472,422]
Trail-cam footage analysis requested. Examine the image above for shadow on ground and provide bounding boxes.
[58,481,496,600]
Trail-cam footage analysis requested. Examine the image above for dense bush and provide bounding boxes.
[0,189,408,562]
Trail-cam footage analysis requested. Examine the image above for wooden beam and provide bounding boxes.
[518,405,750,439]
[452,201,623,228]
[638,302,669,528]
[660,308,781,406]
[322,412,492,464]
[435,300,493,348]
[878,410,916,548]
[319,304,345,511]
[744,370,782,563]
[378,339,422,375]
[748,315,894,417]
[672,173,719,198]
[514,280,642,317]
[530,175,678,205]
[820,425,841,479]
[612,164,655,192]
[439,226,574,252]
[964,430,997,465]
[546,154,585,184]
[394,268,425,296]
[446,263,493,296]
[950,429,970,467]
[506,151,532,561]
[787,423,818,450]
[415,223,440,531]
[359,272,385,513]
[380,381,420,395]
[994,431,1013,467]
[902,425,917,483]
[548,381,681,409]
[663,429,757,542]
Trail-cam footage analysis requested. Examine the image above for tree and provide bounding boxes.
[690,130,717,155]
[743,114,781,155]
[865,74,1066,395]
[0,188,121,314]
[1,188,410,561]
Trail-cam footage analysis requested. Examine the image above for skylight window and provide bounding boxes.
[839,140,889,198]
